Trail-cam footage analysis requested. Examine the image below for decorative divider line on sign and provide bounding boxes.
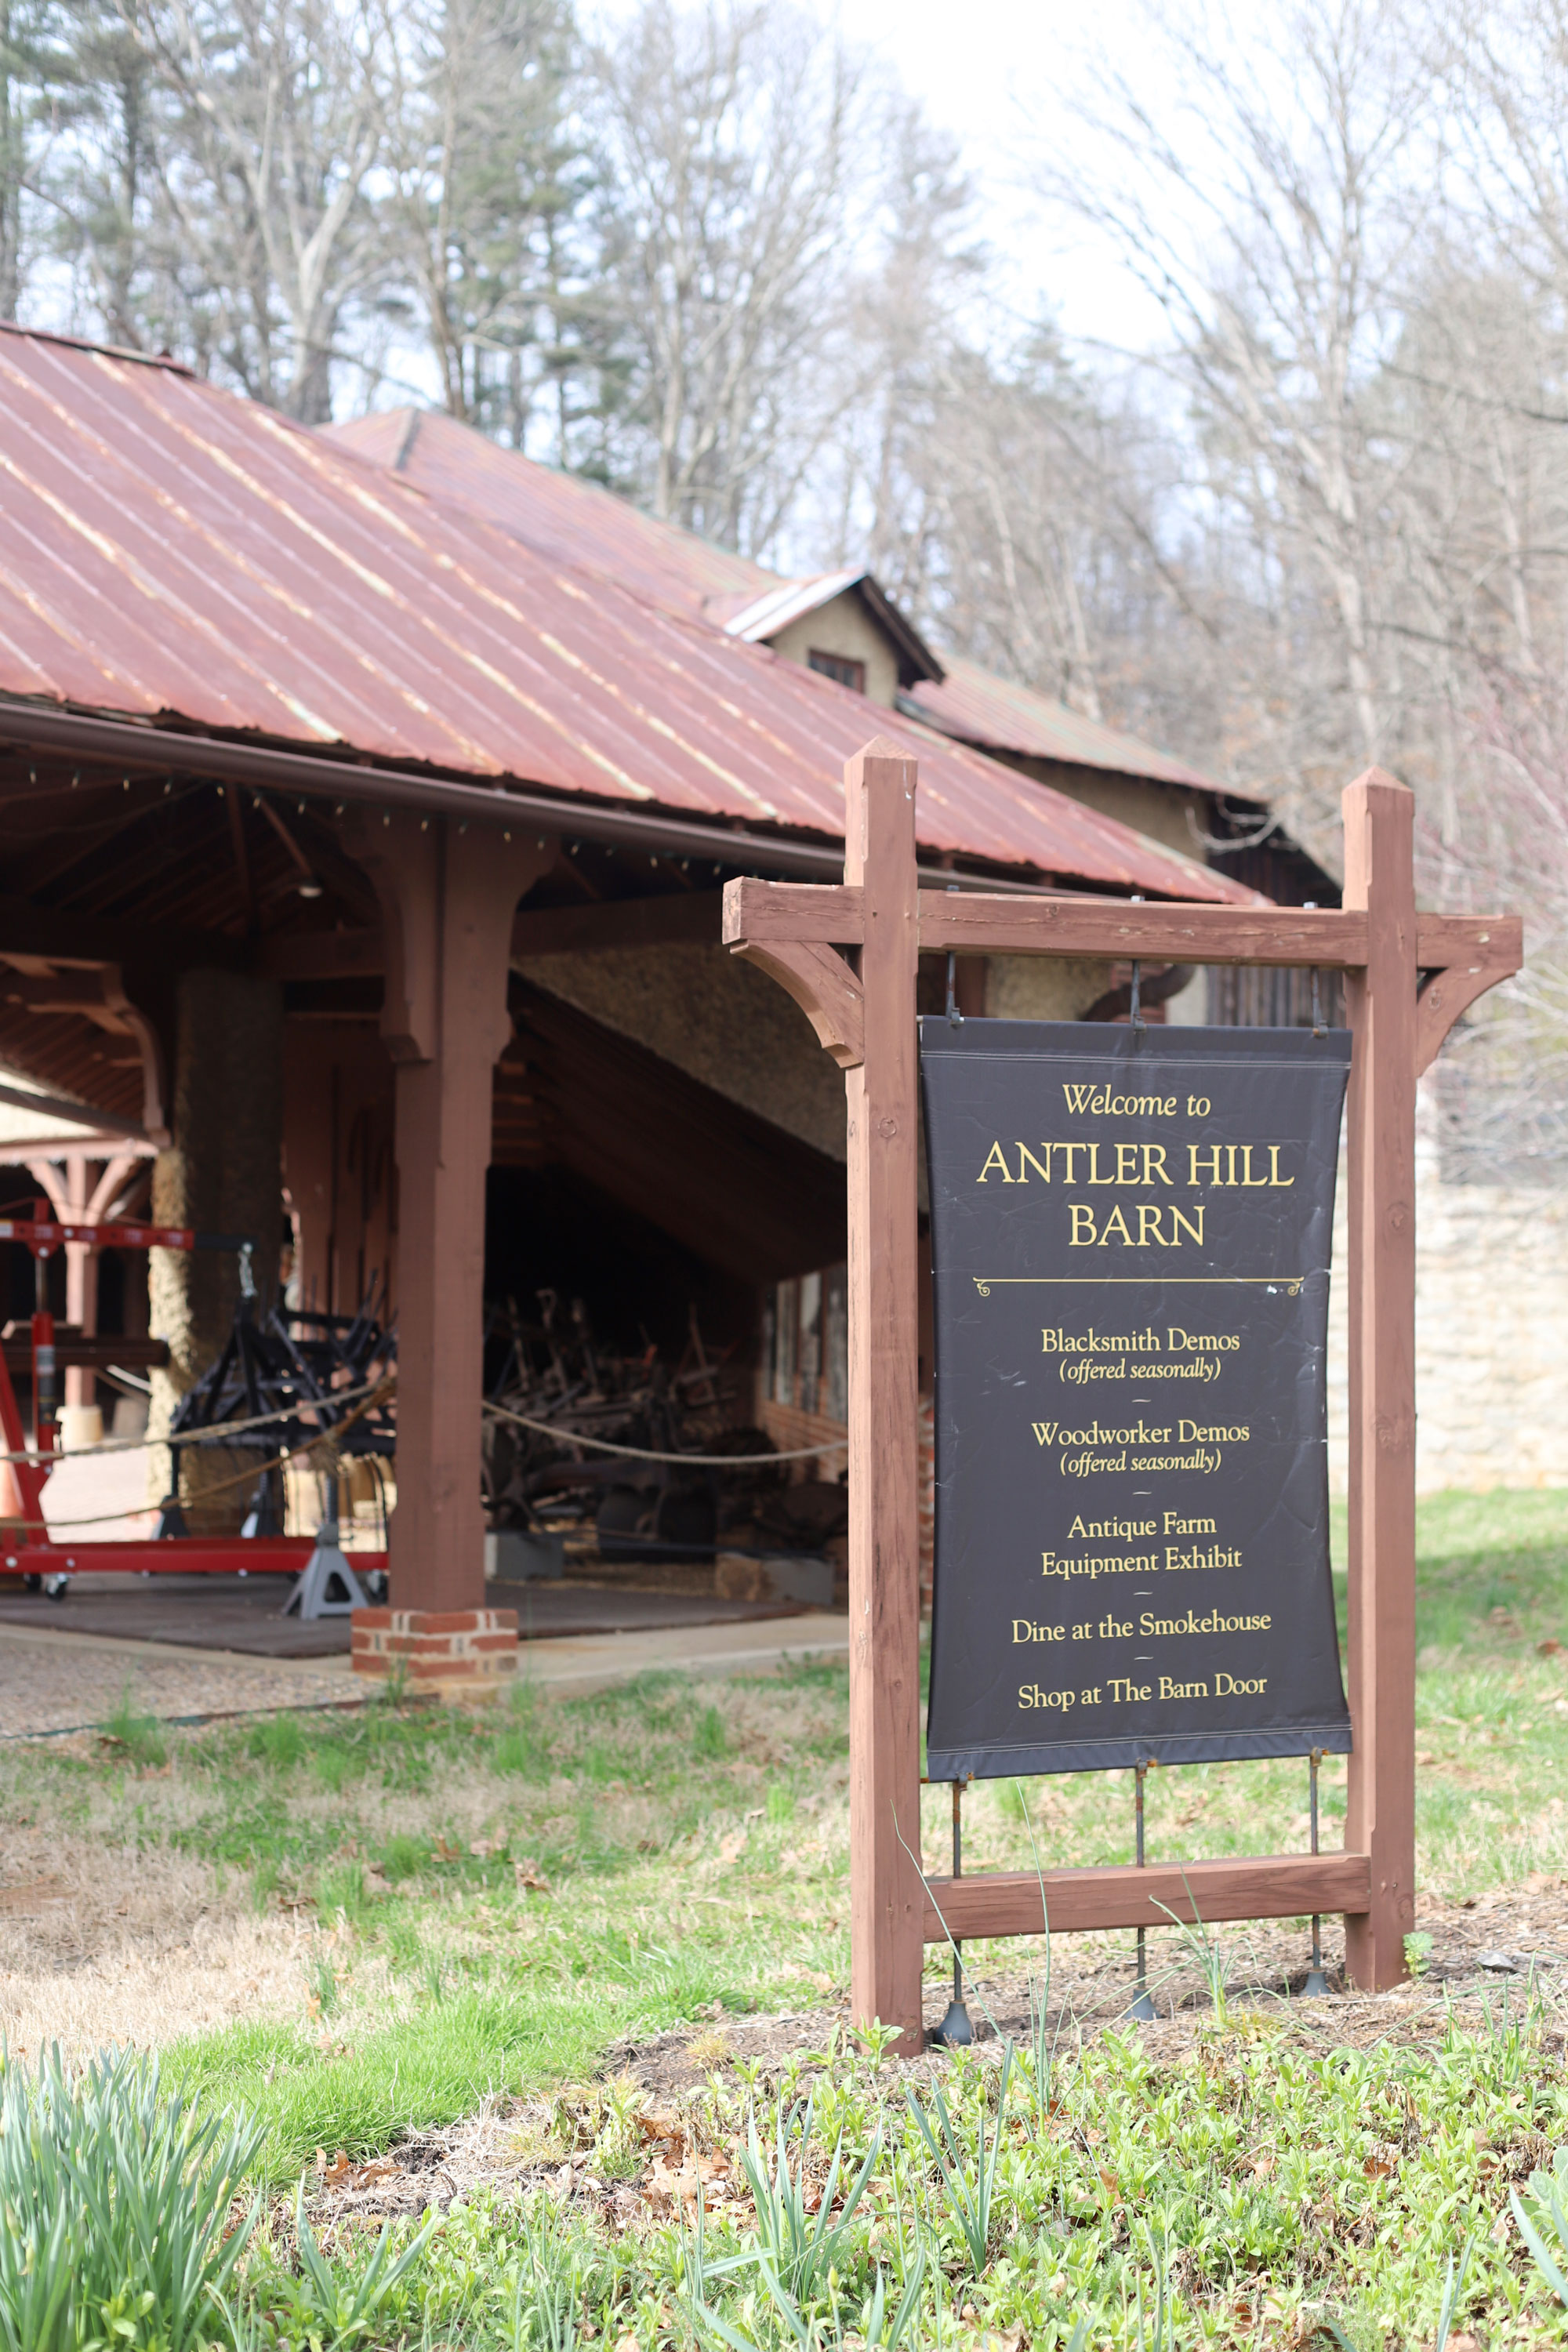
[723,740,1522,2056]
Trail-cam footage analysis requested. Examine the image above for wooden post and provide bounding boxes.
[1341,771,1418,1987]
[843,740,925,2051]
[359,813,554,1613]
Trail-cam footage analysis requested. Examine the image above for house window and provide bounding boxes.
[808,649,866,693]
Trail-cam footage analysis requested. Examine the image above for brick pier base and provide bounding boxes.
[351,1607,518,1699]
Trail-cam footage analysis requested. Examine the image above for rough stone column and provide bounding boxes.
[356,814,554,1611]
[147,971,284,1528]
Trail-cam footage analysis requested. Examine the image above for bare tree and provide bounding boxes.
[807,103,985,590]
[1030,0,1436,837]
[586,0,877,553]
[124,0,385,419]
[0,0,72,320]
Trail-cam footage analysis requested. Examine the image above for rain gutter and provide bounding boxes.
[0,699,1076,893]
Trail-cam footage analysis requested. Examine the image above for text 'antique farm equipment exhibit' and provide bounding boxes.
[724,740,1522,2053]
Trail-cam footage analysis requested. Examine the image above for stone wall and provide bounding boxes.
[1326,1090,1568,1495]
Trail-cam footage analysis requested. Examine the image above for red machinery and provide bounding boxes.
[0,1214,386,1599]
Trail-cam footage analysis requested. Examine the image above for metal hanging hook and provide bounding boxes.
[1129,895,1145,1030]
[1304,902,1325,1035]
[945,882,964,1027]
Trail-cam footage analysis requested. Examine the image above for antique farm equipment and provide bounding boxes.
[0,1214,386,1606]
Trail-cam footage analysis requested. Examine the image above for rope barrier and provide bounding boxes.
[482,1397,845,1466]
[0,1372,394,1470]
[0,1378,842,1539]
[3,1378,398,1534]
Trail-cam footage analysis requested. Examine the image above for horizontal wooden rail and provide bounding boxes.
[921,1851,1372,1940]
[723,878,1519,975]
[916,899,1370,965]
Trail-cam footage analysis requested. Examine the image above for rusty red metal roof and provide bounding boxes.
[331,407,765,618]
[330,408,1233,797]
[0,329,1251,898]
[903,655,1229,793]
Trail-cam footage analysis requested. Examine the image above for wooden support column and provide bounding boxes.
[359,814,554,1613]
[843,741,924,2051]
[1341,771,1418,1987]
[149,970,284,1527]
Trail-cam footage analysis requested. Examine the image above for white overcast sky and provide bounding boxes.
[827,0,1172,354]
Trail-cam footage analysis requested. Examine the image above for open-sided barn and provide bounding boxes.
[0,323,1269,1623]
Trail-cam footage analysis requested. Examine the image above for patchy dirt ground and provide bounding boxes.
[610,1877,1568,2098]
[270,1878,1568,2241]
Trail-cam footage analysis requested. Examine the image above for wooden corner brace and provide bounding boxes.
[1416,951,1520,1077]
[729,936,865,1069]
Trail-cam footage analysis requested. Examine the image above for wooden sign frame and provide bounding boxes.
[724,740,1522,2053]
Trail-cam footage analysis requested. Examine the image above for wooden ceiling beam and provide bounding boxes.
[0,894,248,972]
[510,891,724,960]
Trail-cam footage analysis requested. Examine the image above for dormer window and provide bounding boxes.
[808,649,866,693]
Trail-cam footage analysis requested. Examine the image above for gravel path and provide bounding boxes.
[0,1622,359,1737]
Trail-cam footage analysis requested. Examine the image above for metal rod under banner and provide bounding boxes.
[932,1780,972,2046]
[1128,1762,1156,2021]
[1304,1749,1329,1997]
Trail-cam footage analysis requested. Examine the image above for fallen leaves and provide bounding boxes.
[952,2324,1022,2352]
[642,2147,731,2211]
[634,2107,733,2213]
[514,1857,551,1894]
[315,2147,401,2190]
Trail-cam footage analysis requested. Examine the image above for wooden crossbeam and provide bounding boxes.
[723,879,1519,975]
[922,1851,1372,1941]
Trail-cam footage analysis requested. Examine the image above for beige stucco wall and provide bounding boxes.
[766,593,901,707]
[996,759,1203,860]
[1326,1091,1568,1496]
[981,760,1210,1022]
[516,942,848,1161]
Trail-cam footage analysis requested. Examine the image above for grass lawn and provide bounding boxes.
[12,1487,1568,2343]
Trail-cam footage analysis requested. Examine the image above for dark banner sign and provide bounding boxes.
[921,1020,1352,1779]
